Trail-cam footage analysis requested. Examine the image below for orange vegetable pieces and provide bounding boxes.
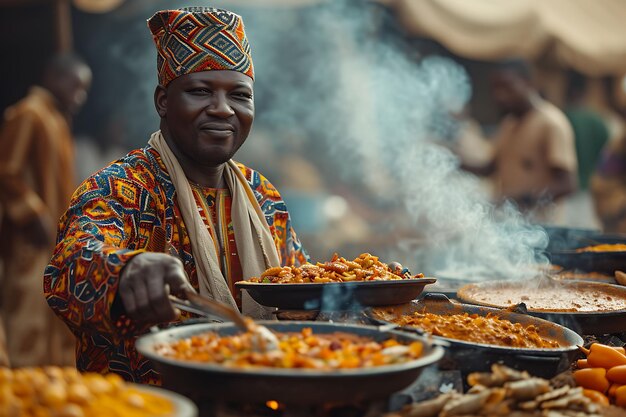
[576,359,589,369]
[613,346,626,355]
[608,365,626,385]
[582,389,610,406]
[609,383,623,397]
[616,385,626,407]
[585,343,626,369]
[573,368,610,393]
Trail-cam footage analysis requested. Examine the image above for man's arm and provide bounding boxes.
[544,110,578,201]
[548,166,577,200]
[44,172,154,341]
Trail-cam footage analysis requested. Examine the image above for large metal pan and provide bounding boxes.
[543,226,626,273]
[235,278,437,310]
[548,249,626,274]
[543,225,626,252]
[456,279,626,335]
[135,321,444,406]
[366,294,583,379]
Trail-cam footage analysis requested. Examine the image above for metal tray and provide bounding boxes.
[135,321,444,406]
[365,294,583,378]
[235,278,437,310]
[456,279,626,334]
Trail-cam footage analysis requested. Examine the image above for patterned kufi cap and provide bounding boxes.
[148,7,254,86]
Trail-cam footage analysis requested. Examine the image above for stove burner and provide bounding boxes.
[211,400,387,417]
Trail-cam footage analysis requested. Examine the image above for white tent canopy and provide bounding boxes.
[378,0,626,75]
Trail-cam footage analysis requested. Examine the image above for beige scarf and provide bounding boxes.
[148,131,280,317]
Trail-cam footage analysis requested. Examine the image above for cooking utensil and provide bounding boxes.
[365,294,583,379]
[456,279,626,334]
[135,321,444,406]
[169,291,279,351]
[235,278,437,310]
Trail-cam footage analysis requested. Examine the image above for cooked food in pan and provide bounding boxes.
[576,244,626,252]
[156,327,424,369]
[458,282,626,312]
[0,367,174,417]
[371,310,559,349]
[247,253,424,284]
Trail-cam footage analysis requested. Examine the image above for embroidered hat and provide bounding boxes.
[147,7,254,86]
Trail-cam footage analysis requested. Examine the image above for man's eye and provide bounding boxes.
[188,88,210,94]
[233,92,253,99]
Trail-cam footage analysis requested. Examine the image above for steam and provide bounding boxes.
[240,0,549,279]
[81,0,548,280]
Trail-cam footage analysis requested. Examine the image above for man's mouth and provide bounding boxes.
[199,123,235,133]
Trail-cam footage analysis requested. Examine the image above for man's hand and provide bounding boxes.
[21,214,55,248]
[118,252,196,326]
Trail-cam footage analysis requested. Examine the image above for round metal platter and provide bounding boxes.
[456,280,626,335]
[135,321,444,405]
[235,278,437,310]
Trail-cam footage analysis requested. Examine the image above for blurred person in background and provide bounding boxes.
[590,95,626,233]
[0,53,92,366]
[44,7,308,383]
[466,60,577,223]
[562,70,609,228]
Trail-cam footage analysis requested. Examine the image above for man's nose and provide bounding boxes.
[206,92,235,118]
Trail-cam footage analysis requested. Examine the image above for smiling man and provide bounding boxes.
[44,7,308,383]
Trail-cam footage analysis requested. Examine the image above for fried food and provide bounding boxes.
[156,327,424,370]
[386,364,609,417]
[372,310,560,349]
[576,244,626,253]
[248,253,424,284]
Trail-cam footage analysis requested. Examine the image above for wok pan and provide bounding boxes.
[135,321,444,406]
[544,226,626,273]
[456,279,626,335]
[548,249,626,274]
[235,278,436,310]
[366,294,583,379]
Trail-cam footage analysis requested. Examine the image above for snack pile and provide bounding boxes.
[0,367,174,417]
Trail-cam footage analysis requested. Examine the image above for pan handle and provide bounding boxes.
[505,303,529,315]
[421,293,453,303]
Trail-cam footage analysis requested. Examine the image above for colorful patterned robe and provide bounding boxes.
[44,145,308,383]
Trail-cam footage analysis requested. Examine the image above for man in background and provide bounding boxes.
[467,60,578,223]
[562,70,609,229]
[0,53,92,366]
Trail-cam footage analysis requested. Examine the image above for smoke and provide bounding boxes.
[77,0,548,280]
[239,0,549,279]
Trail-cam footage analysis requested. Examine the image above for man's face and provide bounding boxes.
[159,70,254,168]
[490,70,529,114]
[54,64,92,115]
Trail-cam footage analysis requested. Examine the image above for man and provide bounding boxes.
[0,53,92,367]
[45,7,308,383]
[470,60,578,222]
